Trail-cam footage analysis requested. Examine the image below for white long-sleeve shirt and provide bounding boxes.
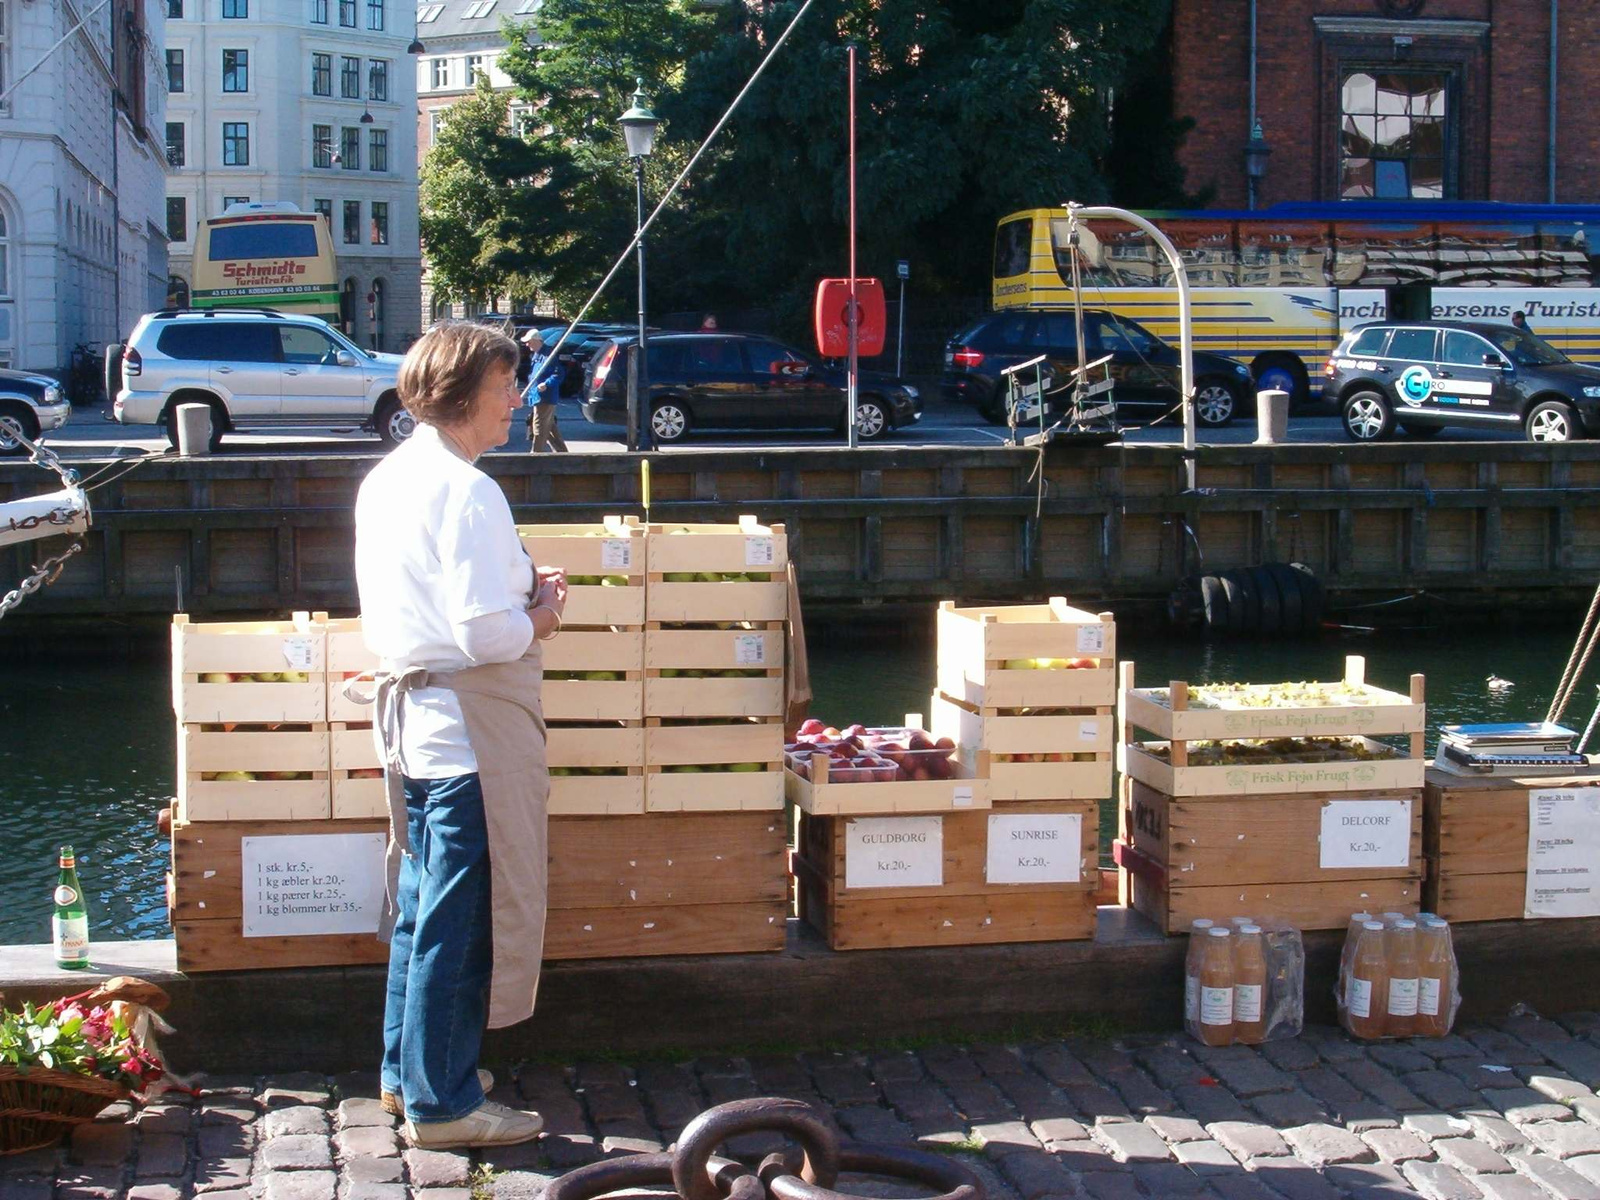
[354,423,534,777]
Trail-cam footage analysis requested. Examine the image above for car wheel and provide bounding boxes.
[1342,390,1393,441]
[162,397,226,451]
[1253,357,1307,408]
[650,401,690,444]
[1527,400,1582,443]
[855,398,889,440]
[0,405,40,456]
[1193,379,1238,427]
[1400,422,1444,439]
[376,396,415,447]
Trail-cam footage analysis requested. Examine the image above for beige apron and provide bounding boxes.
[367,641,550,1030]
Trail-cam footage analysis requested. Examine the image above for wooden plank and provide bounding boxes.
[644,626,783,671]
[549,773,645,816]
[800,883,1095,951]
[541,676,644,722]
[174,918,388,973]
[545,901,785,959]
[785,758,990,816]
[1149,876,1424,934]
[644,517,789,574]
[646,580,788,623]
[1434,871,1525,924]
[177,727,332,822]
[542,630,645,673]
[930,692,1112,754]
[548,723,646,768]
[171,819,389,921]
[644,674,783,720]
[548,811,786,909]
[1121,738,1425,796]
[645,770,784,813]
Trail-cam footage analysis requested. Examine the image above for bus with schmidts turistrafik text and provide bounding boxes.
[191,203,339,322]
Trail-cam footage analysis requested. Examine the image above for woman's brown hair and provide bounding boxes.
[397,323,520,427]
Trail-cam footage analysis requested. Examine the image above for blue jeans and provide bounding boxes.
[380,772,493,1123]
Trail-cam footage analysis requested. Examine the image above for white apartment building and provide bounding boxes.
[0,0,170,372]
[163,0,421,351]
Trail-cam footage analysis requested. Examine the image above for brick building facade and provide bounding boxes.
[1171,0,1600,208]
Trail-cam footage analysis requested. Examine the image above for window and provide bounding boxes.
[165,197,187,243]
[1386,327,1438,361]
[1094,313,1160,356]
[312,52,331,96]
[1029,313,1079,354]
[369,129,388,172]
[462,0,496,16]
[466,54,484,81]
[371,202,389,245]
[311,0,328,22]
[428,109,447,140]
[166,0,182,16]
[742,341,802,374]
[165,122,185,167]
[366,0,383,29]
[993,218,1032,279]
[338,0,355,25]
[222,122,249,165]
[368,59,388,101]
[417,2,443,21]
[312,124,333,168]
[429,58,449,90]
[510,103,535,137]
[222,48,248,92]
[1440,330,1496,366]
[1347,327,1389,357]
[222,0,246,16]
[1340,71,1449,200]
[313,198,333,226]
[158,323,278,362]
[341,56,360,98]
[343,200,361,244]
[341,127,360,170]
[222,195,249,209]
[0,1,8,105]
[279,325,339,364]
[516,0,540,13]
[166,48,184,93]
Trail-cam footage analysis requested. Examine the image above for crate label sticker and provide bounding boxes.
[734,634,767,666]
[844,816,942,889]
[241,832,387,938]
[1318,798,1411,869]
[281,638,316,671]
[986,812,1082,885]
[744,536,775,567]
[952,785,974,808]
[1525,788,1600,918]
[1076,624,1106,654]
[600,538,633,570]
[1078,718,1101,743]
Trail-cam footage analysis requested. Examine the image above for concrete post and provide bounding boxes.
[1255,389,1289,445]
[176,403,213,456]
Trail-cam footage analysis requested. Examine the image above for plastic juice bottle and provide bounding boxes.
[1416,917,1455,1038]
[1184,919,1215,1027]
[1198,926,1235,1046]
[53,845,90,970]
[1346,920,1390,1039]
[1232,924,1269,1044]
[1385,920,1421,1037]
[1227,916,1254,929]
[1339,911,1374,1011]
[1380,911,1408,926]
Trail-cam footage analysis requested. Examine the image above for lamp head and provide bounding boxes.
[619,77,660,159]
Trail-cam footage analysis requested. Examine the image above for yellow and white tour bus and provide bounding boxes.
[190,203,340,321]
[993,202,1600,404]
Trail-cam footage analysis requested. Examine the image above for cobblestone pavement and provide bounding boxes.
[9,1013,1600,1200]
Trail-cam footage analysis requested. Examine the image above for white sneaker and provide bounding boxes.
[403,1099,544,1149]
[380,1068,495,1117]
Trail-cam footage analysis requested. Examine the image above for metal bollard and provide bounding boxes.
[176,403,212,456]
[1254,388,1289,445]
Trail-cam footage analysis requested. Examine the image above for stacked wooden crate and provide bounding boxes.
[791,599,1110,950]
[1116,656,1428,932]
[325,615,386,819]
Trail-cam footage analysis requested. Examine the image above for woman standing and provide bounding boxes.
[354,323,565,1149]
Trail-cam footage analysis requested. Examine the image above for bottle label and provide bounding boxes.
[53,915,88,962]
[54,885,78,907]
[1235,984,1264,1024]
[1419,976,1443,1017]
[1185,974,1198,1022]
[1200,985,1233,1025]
[1388,977,1419,1017]
[1347,976,1373,1018]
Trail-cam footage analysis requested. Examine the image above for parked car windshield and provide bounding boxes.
[1488,327,1569,366]
[1096,313,1163,355]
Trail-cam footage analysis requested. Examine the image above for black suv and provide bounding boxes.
[1327,321,1600,442]
[942,309,1255,426]
[582,333,921,443]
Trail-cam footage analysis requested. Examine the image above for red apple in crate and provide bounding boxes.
[1067,657,1098,669]
[798,718,826,736]
[843,723,867,738]
[823,727,843,739]
[935,736,956,751]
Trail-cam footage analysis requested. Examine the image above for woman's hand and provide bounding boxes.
[535,566,567,617]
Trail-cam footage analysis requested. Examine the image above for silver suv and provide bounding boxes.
[114,309,410,448]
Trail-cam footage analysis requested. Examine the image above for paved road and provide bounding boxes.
[10,1010,1600,1198]
[26,395,1533,462]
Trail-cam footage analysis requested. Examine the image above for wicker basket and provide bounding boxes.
[0,1065,129,1155]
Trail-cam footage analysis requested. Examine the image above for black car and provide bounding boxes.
[532,322,649,397]
[943,309,1255,427]
[1327,321,1600,442]
[582,333,921,443]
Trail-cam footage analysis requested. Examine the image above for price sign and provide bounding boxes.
[952,785,974,808]
[242,833,386,937]
[1076,624,1106,655]
[600,538,633,570]
[1078,718,1101,743]
[733,634,767,666]
[1319,799,1412,869]
[1526,788,1600,918]
[281,637,316,671]
[986,812,1082,885]
[745,536,775,568]
[844,816,943,889]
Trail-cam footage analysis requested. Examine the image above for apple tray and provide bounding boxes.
[172,612,327,724]
[785,749,991,816]
[330,721,386,819]
[1120,735,1427,798]
[516,516,647,627]
[324,615,379,724]
[646,517,789,623]
[935,599,1115,710]
[541,629,646,721]
[930,690,1113,802]
[644,721,784,813]
[177,724,332,822]
[548,722,646,815]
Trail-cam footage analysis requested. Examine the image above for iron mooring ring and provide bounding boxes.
[543,1097,982,1200]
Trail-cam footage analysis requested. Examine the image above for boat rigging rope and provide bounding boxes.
[1546,578,1600,724]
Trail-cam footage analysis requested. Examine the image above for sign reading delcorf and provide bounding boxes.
[844,816,943,889]
[1318,798,1412,869]
[242,832,386,937]
[1526,788,1600,919]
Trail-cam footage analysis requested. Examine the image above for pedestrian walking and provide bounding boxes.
[1512,310,1533,334]
[522,330,568,452]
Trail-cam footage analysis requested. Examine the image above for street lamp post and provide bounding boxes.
[1245,120,1272,210]
[620,79,660,452]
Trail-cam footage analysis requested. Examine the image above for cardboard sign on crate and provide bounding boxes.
[172,613,327,724]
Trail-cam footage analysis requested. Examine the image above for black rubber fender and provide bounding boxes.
[1200,575,1229,633]
[1251,565,1283,636]
[1265,563,1304,637]
[1291,562,1325,633]
[1224,567,1261,634]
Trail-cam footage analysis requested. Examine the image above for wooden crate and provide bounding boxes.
[548,722,646,815]
[785,751,990,816]
[542,628,645,721]
[930,690,1112,802]
[1116,779,1425,932]
[176,725,331,822]
[325,616,379,724]
[646,517,789,623]
[330,722,387,819]
[644,720,784,812]
[517,516,647,627]
[794,801,1098,951]
[546,810,786,958]
[644,624,784,719]
[935,599,1115,710]
[170,817,390,971]
[172,613,326,724]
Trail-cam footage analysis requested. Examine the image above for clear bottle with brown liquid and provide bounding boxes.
[1345,920,1390,1039]
[1385,919,1421,1037]
[1338,911,1374,1016]
[1415,917,1455,1038]
[1198,926,1235,1046]
[1232,923,1268,1044]
[1184,919,1216,1030]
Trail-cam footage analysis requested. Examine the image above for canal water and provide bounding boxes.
[0,621,1581,944]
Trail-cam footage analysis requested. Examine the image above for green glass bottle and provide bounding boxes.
[53,845,90,970]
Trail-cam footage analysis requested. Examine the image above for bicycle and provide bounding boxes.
[65,342,105,408]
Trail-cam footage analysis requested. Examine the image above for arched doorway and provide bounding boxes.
[369,279,386,350]
[340,276,359,340]
[167,275,190,308]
